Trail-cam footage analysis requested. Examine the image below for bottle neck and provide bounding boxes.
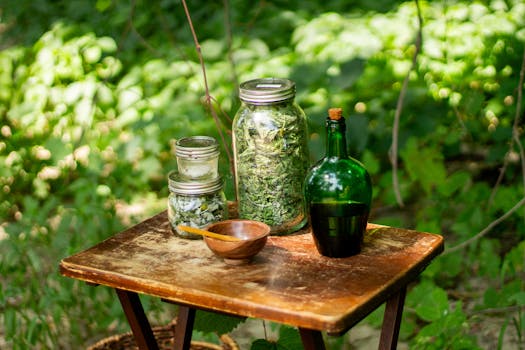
[326,118,348,158]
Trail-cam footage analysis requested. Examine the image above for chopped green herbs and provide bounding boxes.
[233,102,309,234]
[168,192,227,239]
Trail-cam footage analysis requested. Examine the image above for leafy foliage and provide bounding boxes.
[1,0,525,349]
[250,326,302,350]
[193,311,245,335]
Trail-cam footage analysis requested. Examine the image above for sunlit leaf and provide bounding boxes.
[118,86,142,112]
[194,310,245,335]
[410,280,449,322]
[400,138,447,195]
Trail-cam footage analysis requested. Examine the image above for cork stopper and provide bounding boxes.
[328,108,343,120]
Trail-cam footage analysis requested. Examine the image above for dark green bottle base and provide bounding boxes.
[309,202,368,258]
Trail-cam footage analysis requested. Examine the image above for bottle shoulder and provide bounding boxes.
[304,157,372,205]
[306,157,370,178]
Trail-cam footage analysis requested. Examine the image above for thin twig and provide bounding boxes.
[514,47,525,195]
[262,320,268,340]
[488,157,510,208]
[210,95,233,125]
[242,0,266,34]
[181,0,234,181]
[469,304,525,316]
[444,196,525,255]
[223,0,239,89]
[452,106,471,138]
[390,0,423,208]
[515,129,525,193]
[489,46,525,208]
[121,0,159,56]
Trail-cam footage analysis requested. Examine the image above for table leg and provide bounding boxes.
[299,328,326,350]
[172,305,196,350]
[378,287,407,350]
[115,289,159,350]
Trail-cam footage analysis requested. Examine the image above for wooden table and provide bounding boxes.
[59,211,443,350]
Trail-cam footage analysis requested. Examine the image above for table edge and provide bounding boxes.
[59,228,445,333]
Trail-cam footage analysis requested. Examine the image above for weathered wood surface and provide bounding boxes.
[60,211,443,335]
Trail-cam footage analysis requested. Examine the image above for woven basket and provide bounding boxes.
[87,321,239,350]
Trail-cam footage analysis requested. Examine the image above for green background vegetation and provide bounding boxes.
[1,0,525,349]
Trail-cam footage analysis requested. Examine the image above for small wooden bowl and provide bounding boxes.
[204,219,270,265]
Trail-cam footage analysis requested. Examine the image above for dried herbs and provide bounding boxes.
[234,102,309,234]
[168,191,228,238]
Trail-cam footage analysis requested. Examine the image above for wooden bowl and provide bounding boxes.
[204,219,270,265]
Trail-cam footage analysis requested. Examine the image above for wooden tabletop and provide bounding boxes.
[59,211,443,335]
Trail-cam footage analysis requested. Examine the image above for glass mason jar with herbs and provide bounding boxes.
[167,171,228,239]
[232,78,309,235]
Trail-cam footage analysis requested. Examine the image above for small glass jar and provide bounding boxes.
[167,171,228,239]
[175,136,220,181]
[232,78,310,235]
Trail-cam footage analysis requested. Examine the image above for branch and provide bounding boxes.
[390,0,423,208]
[120,0,159,56]
[489,46,525,207]
[444,196,525,255]
[468,304,525,316]
[181,0,234,180]
[210,95,233,125]
[514,47,525,194]
[223,0,239,88]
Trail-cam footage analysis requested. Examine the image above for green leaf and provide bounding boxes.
[410,281,449,322]
[509,292,525,305]
[250,339,278,350]
[477,239,501,279]
[361,150,380,175]
[95,0,112,12]
[5,307,16,339]
[249,326,302,350]
[201,39,225,61]
[413,300,480,349]
[501,241,525,281]
[483,287,500,308]
[400,138,447,195]
[136,156,161,181]
[437,171,471,197]
[330,59,365,90]
[347,113,369,154]
[497,317,511,350]
[463,90,485,116]
[26,249,42,272]
[501,280,523,304]
[276,326,302,350]
[193,310,245,335]
[45,137,72,163]
[118,86,143,112]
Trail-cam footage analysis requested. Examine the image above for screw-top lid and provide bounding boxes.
[239,78,296,104]
[168,171,223,195]
[328,108,343,120]
[175,136,219,159]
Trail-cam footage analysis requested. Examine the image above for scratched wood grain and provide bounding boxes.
[60,211,443,335]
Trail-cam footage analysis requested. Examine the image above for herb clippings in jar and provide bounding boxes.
[168,191,227,238]
[234,102,309,231]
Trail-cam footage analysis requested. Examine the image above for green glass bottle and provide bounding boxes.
[304,108,372,257]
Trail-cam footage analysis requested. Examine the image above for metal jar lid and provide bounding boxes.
[175,136,219,159]
[168,171,223,195]
[239,78,296,104]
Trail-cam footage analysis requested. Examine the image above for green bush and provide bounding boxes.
[1,0,525,348]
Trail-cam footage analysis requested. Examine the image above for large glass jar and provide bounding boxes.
[232,78,310,235]
[168,171,228,239]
